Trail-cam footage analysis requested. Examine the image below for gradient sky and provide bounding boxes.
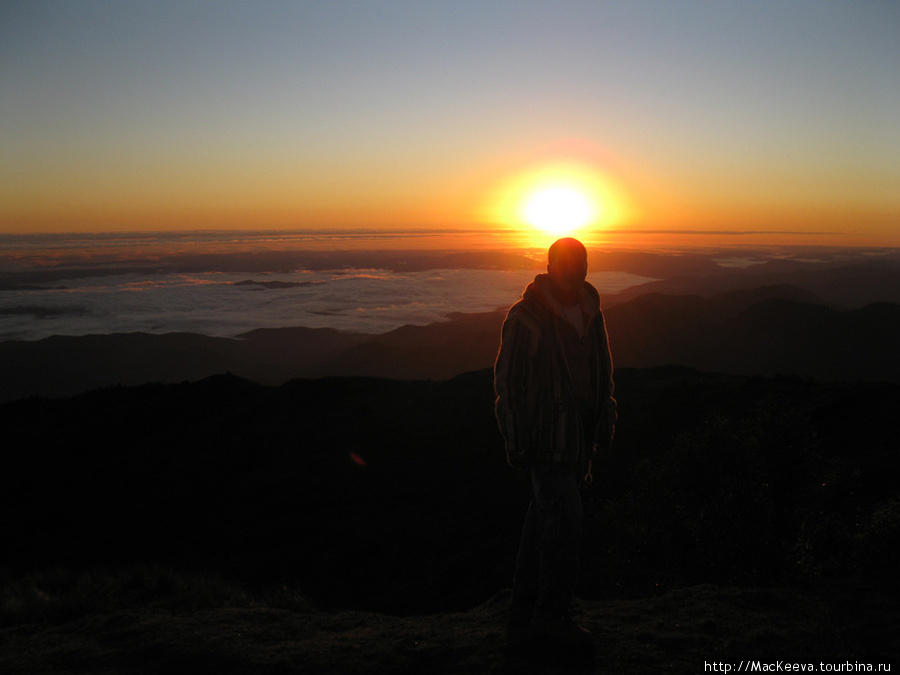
[1,0,898,245]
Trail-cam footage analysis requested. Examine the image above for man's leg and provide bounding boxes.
[509,485,540,637]
[530,466,591,645]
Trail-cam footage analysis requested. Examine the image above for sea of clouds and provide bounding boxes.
[6,229,894,343]
[0,266,653,342]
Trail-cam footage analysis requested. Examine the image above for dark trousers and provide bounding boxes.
[510,465,584,623]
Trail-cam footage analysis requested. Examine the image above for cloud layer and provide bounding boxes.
[0,267,653,342]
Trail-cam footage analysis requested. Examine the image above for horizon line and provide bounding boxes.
[0,226,865,238]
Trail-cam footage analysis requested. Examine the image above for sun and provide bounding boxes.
[523,186,595,236]
[479,157,633,246]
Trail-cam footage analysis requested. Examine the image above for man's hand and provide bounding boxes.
[584,460,593,485]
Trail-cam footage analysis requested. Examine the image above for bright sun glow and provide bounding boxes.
[524,186,595,235]
[480,158,634,247]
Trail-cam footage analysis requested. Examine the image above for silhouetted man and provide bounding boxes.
[494,237,616,647]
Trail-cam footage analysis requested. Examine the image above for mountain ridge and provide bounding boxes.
[4,284,900,403]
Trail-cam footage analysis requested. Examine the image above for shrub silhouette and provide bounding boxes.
[652,401,822,584]
[583,399,826,592]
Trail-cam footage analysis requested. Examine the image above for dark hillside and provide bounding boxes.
[3,368,898,616]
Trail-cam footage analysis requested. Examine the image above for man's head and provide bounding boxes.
[547,237,587,304]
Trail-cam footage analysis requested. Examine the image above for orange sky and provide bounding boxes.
[1,2,898,248]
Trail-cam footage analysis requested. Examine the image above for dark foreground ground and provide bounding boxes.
[2,572,896,674]
[2,367,899,672]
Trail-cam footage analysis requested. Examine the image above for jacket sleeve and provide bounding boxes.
[494,305,541,469]
[593,309,617,457]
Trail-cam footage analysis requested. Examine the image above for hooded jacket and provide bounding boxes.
[494,274,616,470]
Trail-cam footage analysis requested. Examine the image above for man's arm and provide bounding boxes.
[593,309,617,457]
[494,306,541,469]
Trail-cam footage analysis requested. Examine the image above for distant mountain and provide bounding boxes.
[316,311,504,380]
[4,283,900,402]
[0,331,242,401]
[234,326,370,381]
[0,325,370,402]
[612,257,900,308]
[603,289,900,383]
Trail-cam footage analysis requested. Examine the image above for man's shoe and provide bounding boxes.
[532,616,592,647]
